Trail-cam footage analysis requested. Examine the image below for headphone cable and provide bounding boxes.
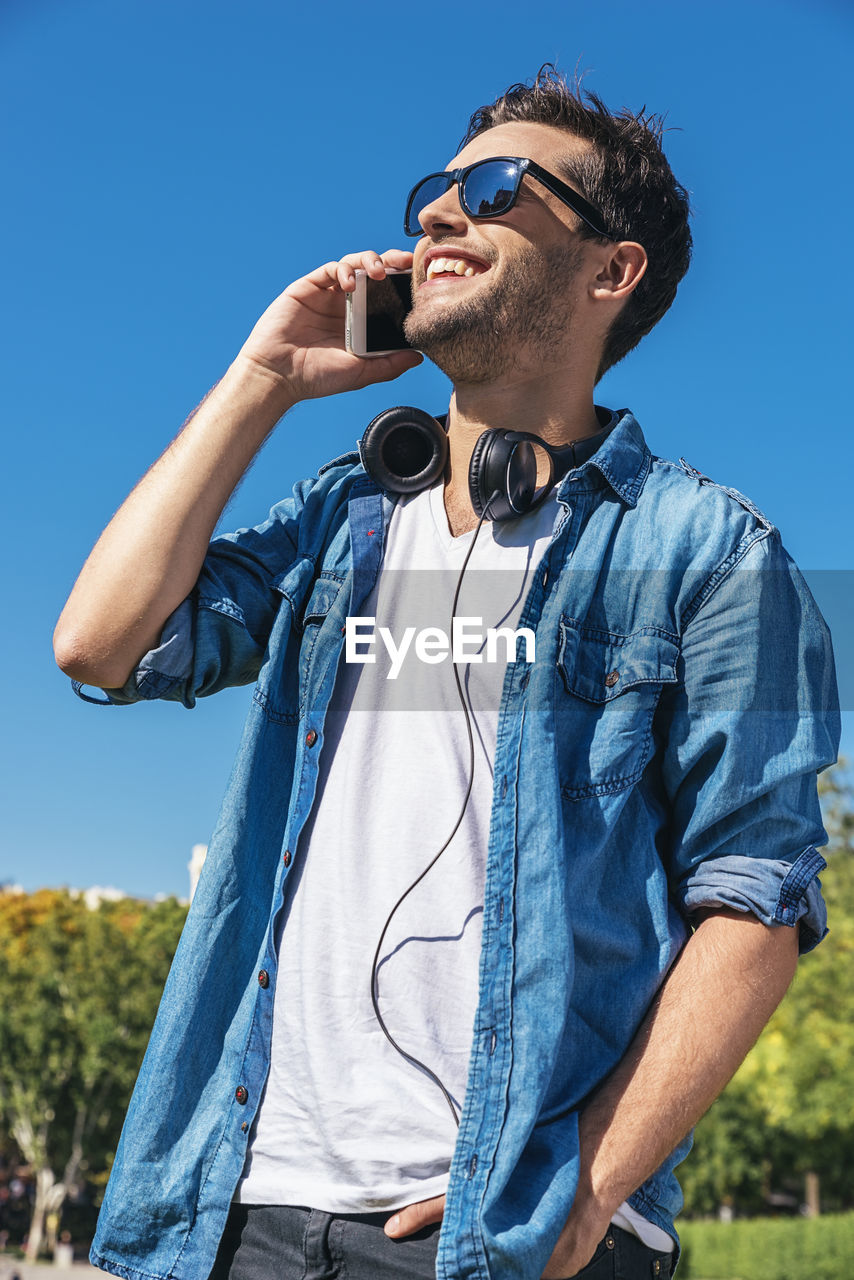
[368,490,502,1128]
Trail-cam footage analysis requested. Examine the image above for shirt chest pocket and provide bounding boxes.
[295,575,346,714]
[253,568,344,724]
[555,619,680,800]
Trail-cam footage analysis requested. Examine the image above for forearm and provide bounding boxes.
[389,910,802,1273]
[573,910,798,1235]
[54,355,294,689]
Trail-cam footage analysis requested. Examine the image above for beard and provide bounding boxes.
[404,240,584,385]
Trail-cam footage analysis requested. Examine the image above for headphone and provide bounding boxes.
[358,405,612,521]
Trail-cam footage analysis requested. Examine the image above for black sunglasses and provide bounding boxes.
[404,155,614,240]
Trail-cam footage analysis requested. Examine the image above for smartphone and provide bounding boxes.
[345,268,414,357]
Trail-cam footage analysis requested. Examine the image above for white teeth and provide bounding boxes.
[426,256,482,279]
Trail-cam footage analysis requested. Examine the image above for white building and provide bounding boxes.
[188,844,208,902]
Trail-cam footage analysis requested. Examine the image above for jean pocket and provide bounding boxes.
[555,1231,615,1278]
[555,619,679,800]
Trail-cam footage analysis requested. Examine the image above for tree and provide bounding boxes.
[678,1082,773,1218]
[737,766,854,1213]
[682,763,854,1218]
[0,889,186,1259]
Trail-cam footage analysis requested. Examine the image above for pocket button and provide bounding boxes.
[604,670,620,688]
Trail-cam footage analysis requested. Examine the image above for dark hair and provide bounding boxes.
[461,65,692,378]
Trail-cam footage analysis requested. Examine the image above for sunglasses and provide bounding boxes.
[404,155,614,240]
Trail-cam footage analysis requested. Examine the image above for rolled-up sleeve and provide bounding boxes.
[661,530,840,952]
[77,476,317,709]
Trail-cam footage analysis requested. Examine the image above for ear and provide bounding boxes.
[590,241,647,302]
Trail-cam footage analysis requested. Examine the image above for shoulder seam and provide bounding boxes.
[681,525,776,629]
[651,454,776,532]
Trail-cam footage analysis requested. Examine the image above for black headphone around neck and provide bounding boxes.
[358,406,614,522]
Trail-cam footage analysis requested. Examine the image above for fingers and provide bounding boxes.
[337,250,385,292]
[379,248,416,271]
[302,249,414,294]
[384,1193,446,1239]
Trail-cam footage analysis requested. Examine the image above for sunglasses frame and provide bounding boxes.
[404,155,614,240]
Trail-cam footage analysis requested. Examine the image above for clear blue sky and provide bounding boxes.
[2,0,851,899]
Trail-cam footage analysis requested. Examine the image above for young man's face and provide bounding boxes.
[404,120,603,384]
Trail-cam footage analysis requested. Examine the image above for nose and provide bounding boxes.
[417,180,468,239]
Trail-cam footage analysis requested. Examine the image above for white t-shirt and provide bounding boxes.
[237,479,673,1253]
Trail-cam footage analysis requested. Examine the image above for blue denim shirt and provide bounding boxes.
[79,411,839,1280]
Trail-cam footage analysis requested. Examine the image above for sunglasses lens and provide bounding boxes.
[462,160,520,218]
[405,175,452,235]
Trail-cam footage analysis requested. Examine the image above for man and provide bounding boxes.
[54,68,838,1280]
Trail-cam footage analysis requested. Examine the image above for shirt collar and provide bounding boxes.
[555,408,651,508]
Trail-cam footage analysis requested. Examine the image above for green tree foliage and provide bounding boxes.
[0,889,186,1258]
[681,764,854,1218]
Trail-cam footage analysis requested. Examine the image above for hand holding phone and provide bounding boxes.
[237,250,421,404]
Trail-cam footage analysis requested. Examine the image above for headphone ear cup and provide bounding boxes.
[359,407,448,494]
[468,430,515,521]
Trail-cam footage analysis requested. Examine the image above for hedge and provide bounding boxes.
[677,1212,854,1279]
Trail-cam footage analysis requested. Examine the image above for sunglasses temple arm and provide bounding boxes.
[531,170,614,240]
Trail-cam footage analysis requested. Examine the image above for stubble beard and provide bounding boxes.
[404,241,584,385]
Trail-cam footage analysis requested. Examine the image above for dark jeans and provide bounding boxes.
[208,1205,673,1279]
[568,1225,673,1278]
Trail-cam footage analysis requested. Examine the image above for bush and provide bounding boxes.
[678,1213,854,1279]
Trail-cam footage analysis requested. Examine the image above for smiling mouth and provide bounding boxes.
[424,255,490,281]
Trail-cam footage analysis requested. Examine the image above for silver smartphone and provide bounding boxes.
[345,268,414,357]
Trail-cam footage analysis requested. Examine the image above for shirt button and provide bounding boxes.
[258,969,270,988]
[305,729,318,747]
[235,1085,248,1105]
[605,669,620,688]
[283,850,292,867]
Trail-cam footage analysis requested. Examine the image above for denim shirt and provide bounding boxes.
[79,411,839,1280]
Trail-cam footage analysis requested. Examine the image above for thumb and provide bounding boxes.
[384,1193,446,1238]
[364,348,424,385]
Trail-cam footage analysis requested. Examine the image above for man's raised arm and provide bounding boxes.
[53,250,420,690]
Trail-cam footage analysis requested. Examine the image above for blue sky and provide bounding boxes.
[2,0,851,899]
